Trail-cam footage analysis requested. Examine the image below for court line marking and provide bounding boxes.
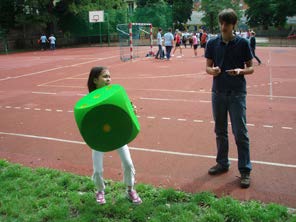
[268,49,273,101]
[1,131,296,169]
[32,91,57,95]
[0,56,117,81]
[68,72,206,80]
[134,90,296,100]
[0,105,294,130]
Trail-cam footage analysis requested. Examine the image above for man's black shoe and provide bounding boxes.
[208,164,229,175]
[240,173,250,188]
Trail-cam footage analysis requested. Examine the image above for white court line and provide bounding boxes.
[0,56,117,82]
[140,97,205,103]
[32,91,57,95]
[1,131,296,169]
[268,49,273,101]
[193,120,204,123]
[133,89,296,100]
[282,127,293,130]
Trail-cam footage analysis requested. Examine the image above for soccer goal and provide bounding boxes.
[116,23,153,62]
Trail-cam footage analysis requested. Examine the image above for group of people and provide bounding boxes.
[85,8,257,206]
[155,27,261,65]
[155,28,210,60]
[39,33,56,50]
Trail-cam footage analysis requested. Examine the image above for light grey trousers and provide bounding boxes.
[92,145,135,191]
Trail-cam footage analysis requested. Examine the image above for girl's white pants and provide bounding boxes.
[92,145,135,191]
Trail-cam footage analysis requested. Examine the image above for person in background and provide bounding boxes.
[40,33,48,50]
[250,31,261,65]
[48,34,56,50]
[172,32,183,57]
[155,28,163,59]
[192,33,199,57]
[163,28,174,60]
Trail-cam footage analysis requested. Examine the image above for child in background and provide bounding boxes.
[192,33,199,57]
[87,66,142,205]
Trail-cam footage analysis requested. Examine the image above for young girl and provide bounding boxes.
[192,33,199,57]
[87,66,142,205]
[172,32,183,57]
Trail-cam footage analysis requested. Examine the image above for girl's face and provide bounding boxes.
[94,69,111,89]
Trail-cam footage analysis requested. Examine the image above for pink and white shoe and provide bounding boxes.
[96,191,106,205]
[127,190,142,205]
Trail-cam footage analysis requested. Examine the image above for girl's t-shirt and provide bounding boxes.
[175,34,181,44]
[193,35,198,45]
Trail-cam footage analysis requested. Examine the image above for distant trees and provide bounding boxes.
[199,0,241,33]
[244,0,296,29]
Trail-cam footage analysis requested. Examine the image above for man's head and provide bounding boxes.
[218,8,237,35]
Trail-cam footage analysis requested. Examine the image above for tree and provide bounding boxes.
[54,0,128,35]
[133,0,173,30]
[0,0,16,33]
[14,0,56,35]
[200,0,241,33]
[244,0,274,30]
[138,0,193,30]
[245,0,296,30]
[172,0,193,30]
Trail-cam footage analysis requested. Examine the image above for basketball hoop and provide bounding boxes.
[89,11,104,23]
[92,15,99,23]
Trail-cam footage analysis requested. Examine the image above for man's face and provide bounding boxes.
[219,21,235,35]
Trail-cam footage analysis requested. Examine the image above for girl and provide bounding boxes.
[172,32,183,57]
[87,66,142,205]
[192,33,199,57]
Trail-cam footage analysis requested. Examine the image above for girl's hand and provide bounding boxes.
[131,102,137,114]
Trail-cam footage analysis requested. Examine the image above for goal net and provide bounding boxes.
[116,23,153,62]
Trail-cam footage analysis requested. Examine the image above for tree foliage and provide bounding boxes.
[245,0,296,29]
[200,0,241,33]
[136,0,193,30]
[172,0,193,26]
[133,0,172,30]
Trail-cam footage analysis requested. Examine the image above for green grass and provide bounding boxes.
[0,160,295,222]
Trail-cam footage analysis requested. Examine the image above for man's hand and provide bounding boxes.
[211,66,221,76]
[226,68,244,76]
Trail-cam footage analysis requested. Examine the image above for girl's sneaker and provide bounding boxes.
[96,191,106,205]
[127,190,142,205]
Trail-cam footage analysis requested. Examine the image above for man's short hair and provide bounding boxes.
[168,28,172,32]
[218,8,238,25]
[159,28,162,32]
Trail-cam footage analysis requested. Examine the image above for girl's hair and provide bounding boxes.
[218,8,238,26]
[87,66,107,92]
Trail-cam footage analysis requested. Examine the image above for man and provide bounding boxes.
[163,28,174,60]
[155,28,163,59]
[250,31,261,65]
[205,8,254,188]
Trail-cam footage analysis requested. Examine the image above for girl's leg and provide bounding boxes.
[92,150,106,204]
[117,145,142,204]
[117,145,135,189]
[92,150,105,191]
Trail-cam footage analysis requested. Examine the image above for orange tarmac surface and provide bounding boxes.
[1,46,295,207]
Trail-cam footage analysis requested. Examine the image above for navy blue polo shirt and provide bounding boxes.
[205,35,253,93]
